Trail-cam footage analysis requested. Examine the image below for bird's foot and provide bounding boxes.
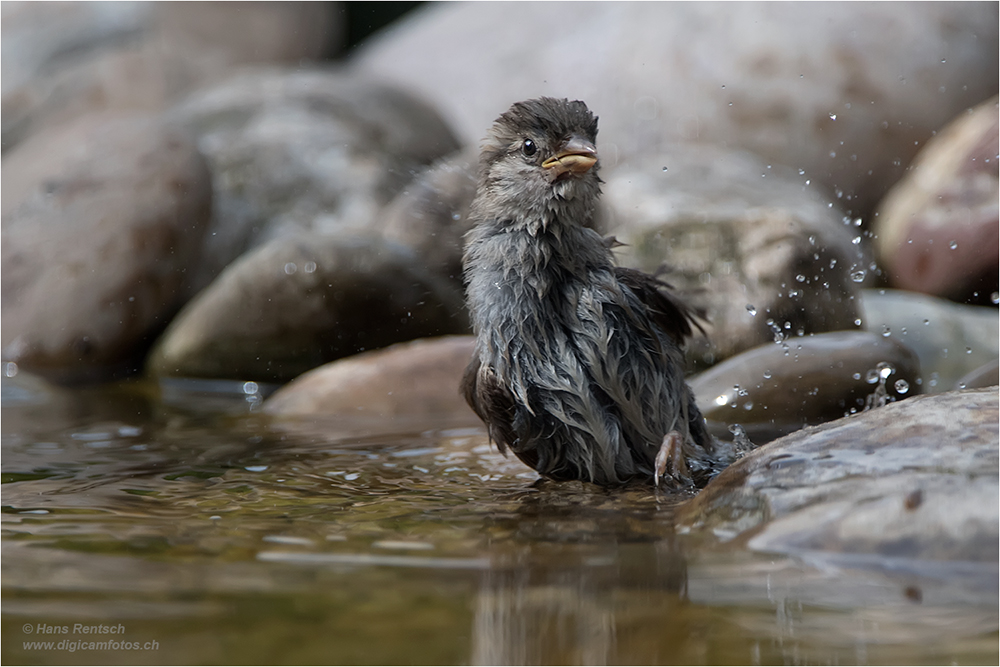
[654,430,693,488]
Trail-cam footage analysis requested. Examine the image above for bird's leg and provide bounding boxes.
[654,430,692,487]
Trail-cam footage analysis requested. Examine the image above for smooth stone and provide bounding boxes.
[955,360,999,391]
[603,147,867,366]
[858,288,999,392]
[352,2,999,214]
[677,388,999,564]
[146,234,469,383]
[2,2,341,151]
[376,150,479,286]
[1,112,212,383]
[263,335,478,424]
[873,96,998,303]
[690,331,922,445]
[167,67,462,293]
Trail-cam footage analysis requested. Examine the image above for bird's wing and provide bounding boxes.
[461,355,519,456]
[614,266,706,344]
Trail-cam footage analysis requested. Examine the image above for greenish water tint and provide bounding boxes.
[2,373,996,665]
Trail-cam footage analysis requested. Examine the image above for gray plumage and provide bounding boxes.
[461,97,718,487]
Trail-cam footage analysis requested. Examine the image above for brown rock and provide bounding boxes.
[874,96,999,303]
[264,335,477,422]
[146,234,469,383]
[1,112,212,383]
[690,331,922,444]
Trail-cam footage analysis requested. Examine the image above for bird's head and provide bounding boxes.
[473,97,601,232]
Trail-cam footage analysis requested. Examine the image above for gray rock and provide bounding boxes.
[678,388,999,565]
[1,112,212,383]
[352,1,998,214]
[955,360,999,391]
[167,68,462,293]
[146,234,469,383]
[2,1,341,151]
[376,150,479,286]
[873,96,999,303]
[264,335,478,424]
[690,331,922,445]
[603,147,867,366]
[859,288,999,392]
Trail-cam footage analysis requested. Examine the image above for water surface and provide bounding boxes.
[2,374,996,665]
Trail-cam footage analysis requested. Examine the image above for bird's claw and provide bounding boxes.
[654,430,692,488]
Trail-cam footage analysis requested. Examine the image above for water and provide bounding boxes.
[2,375,996,665]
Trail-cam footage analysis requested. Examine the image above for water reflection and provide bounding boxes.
[2,373,996,665]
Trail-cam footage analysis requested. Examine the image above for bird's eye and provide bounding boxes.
[521,139,537,157]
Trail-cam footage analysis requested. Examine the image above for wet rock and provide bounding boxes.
[168,68,462,292]
[353,2,998,214]
[690,331,921,445]
[376,150,479,286]
[955,360,999,391]
[859,289,999,392]
[603,147,867,366]
[678,388,999,565]
[873,97,999,303]
[264,335,478,424]
[1,112,212,383]
[2,2,341,151]
[146,234,469,383]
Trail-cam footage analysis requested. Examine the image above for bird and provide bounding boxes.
[461,97,722,488]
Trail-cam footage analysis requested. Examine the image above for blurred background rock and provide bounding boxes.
[2,1,996,411]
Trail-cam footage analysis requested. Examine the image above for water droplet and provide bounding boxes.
[805,179,811,185]
[798,168,806,175]
[894,379,909,394]
[829,258,838,268]
[966,346,973,354]
[662,166,669,172]
[714,394,729,407]
[851,270,866,282]
[284,262,297,275]
[852,372,862,381]
[452,212,461,221]
[795,274,807,283]
[866,369,880,384]
[743,401,754,411]
[852,236,862,245]
[829,113,837,120]
[923,318,930,326]
[243,381,259,395]
[763,370,772,379]
[877,362,895,380]
[949,240,958,250]
[881,325,891,337]
[303,261,317,274]
[3,362,17,378]
[854,318,863,326]
[721,84,726,89]
[745,304,757,317]
[245,465,268,472]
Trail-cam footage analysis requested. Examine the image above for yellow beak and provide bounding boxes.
[542,135,598,177]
